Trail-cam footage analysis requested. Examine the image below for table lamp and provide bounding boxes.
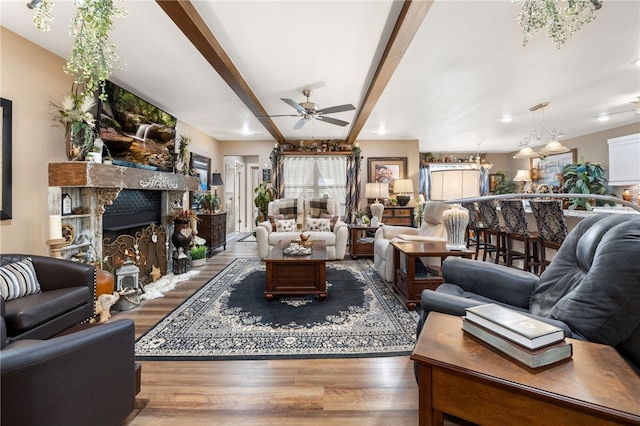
[513,169,531,193]
[365,182,390,225]
[393,179,414,206]
[210,173,224,211]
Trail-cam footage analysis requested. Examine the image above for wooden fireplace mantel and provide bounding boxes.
[48,162,199,192]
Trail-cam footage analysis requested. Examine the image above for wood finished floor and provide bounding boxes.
[116,236,420,425]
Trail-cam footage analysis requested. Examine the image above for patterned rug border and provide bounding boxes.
[135,258,419,361]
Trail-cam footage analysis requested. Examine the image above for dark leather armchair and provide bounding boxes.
[417,213,640,371]
[1,318,137,426]
[0,254,95,341]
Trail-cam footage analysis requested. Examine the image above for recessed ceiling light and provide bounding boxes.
[596,114,611,122]
[633,58,640,66]
[500,115,513,123]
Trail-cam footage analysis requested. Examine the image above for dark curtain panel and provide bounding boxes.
[345,151,361,224]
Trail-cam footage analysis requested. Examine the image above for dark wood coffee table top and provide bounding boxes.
[264,240,327,261]
[411,312,640,425]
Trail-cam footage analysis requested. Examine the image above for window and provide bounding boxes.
[282,156,347,216]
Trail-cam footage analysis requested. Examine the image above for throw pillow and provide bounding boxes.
[276,199,298,220]
[0,258,42,301]
[308,198,329,218]
[268,214,285,229]
[305,217,331,232]
[320,213,338,231]
[275,219,296,232]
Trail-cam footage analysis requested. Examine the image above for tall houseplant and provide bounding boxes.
[562,162,611,210]
[254,183,275,225]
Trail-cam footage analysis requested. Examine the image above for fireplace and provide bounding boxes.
[47,162,199,282]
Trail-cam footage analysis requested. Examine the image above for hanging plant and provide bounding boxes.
[31,0,127,98]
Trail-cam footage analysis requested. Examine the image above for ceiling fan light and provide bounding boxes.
[539,140,570,155]
[513,146,540,159]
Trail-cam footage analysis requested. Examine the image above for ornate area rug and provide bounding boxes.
[135,258,419,360]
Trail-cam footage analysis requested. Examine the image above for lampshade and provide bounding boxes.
[513,146,540,159]
[364,182,389,201]
[513,169,532,182]
[210,173,224,187]
[539,140,570,156]
[393,179,414,194]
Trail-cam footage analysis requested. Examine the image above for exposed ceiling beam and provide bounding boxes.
[156,0,285,143]
[347,0,434,144]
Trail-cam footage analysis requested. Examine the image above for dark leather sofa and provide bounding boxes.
[1,318,137,426]
[0,254,95,341]
[417,213,640,372]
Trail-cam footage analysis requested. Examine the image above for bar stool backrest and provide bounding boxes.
[477,200,500,231]
[530,200,568,244]
[462,202,481,229]
[498,199,530,236]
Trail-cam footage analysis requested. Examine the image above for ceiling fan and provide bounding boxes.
[267,89,356,129]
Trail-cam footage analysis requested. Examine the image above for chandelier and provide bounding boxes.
[514,102,570,159]
[513,0,603,48]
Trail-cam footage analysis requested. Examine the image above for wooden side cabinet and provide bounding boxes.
[197,212,227,256]
[382,206,415,227]
[349,225,377,259]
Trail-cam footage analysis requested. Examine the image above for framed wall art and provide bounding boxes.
[189,153,211,209]
[530,148,577,191]
[1,98,12,220]
[367,157,407,192]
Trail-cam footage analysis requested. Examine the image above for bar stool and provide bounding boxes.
[498,199,541,274]
[476,199,507,264]
[462,201,487,260]
[529,199,568,273]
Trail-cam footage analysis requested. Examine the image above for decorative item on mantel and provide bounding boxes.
[443,204,469,251]
[51,88,97,161]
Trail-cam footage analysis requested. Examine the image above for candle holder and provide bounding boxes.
[46,238,68,259]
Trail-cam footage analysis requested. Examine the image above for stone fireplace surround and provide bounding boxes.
[48,162,199,281]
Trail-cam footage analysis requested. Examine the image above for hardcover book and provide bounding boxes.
[462,319,572,369]
[465,303,565,350]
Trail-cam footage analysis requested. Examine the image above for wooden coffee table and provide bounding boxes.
[391,240,473,309]
[411,312,640,426]
[264,240,328,301]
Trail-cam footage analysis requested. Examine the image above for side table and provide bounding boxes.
[348,224,378,258]
[390,240,473,309]
[411,312,640,426]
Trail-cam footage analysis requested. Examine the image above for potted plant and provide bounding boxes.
[388,197,398,206]
[562,162,611,210]
[493,171,518,194]
[189,244,208,267]
[254,183,275,225]
[354,209,367,225]
[51,88,97,160]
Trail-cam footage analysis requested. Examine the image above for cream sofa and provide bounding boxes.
[256,198,348,260]
[373,201,451,282]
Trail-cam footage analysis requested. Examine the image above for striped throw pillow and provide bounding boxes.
[0,258,42,301]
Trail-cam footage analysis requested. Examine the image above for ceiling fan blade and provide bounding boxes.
[257,114,300,118]
[281,98,307,115]
[316,116,349,127]
[293,118,307,130]
[317,104,356,115]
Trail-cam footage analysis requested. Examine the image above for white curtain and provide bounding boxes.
[282,156,315,198]
[315,156,347,203]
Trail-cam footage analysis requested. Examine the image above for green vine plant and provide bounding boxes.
[31,0,127,99]
[562,162,612,210]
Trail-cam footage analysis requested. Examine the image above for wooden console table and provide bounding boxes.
[382,206,415,226]
[391,240,473,310]
[411,313,640,426]
[197,212,226,256]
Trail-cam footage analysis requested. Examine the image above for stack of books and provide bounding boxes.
[463,303,572,369]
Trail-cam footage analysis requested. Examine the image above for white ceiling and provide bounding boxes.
[2,0,639,153]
